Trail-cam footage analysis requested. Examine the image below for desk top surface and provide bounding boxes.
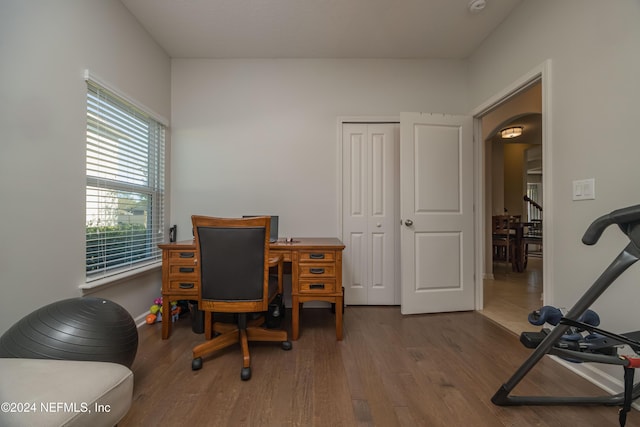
[159,237,344,250]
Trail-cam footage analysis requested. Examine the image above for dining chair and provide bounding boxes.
[523,219,543,269]
[492,215,517,270]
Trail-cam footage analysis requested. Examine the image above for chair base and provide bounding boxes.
[241,366,251,381]
[191,316,291,380]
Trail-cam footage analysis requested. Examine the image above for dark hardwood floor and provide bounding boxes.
[120,306,639,426]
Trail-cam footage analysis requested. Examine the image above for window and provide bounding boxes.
[85,76,166,282]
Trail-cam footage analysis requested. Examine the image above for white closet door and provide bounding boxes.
[342,123,399,305]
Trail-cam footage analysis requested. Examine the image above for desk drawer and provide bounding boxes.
[299,250,335,263]
[299,279,336,294]
[298,263,335,278]
[169,265,197,276]
[167,279,199,293]
[168,250,196,263]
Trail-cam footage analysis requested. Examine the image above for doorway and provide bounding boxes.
[475,64,551,334]
[340,113,475,313]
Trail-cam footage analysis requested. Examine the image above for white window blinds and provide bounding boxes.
[86,77,166,282]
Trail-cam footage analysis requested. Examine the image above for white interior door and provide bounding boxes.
[400,113,474,314]
[342,123,399,305]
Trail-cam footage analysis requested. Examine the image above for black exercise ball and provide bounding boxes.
[0,297,138,368]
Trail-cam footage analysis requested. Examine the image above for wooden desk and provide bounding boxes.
[158,238,345,341]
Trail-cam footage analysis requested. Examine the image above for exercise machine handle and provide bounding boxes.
[582,204,640,245]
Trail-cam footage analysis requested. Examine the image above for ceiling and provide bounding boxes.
[121,0,522,59]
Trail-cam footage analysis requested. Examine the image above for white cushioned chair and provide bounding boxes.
[0,358,133,427]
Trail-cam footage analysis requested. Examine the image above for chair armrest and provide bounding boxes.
[268,254,283,267]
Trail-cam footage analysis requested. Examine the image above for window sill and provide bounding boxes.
[80,262,162,291]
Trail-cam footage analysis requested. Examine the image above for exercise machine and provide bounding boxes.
[492,204,640,427]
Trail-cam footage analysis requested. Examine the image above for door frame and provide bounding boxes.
[337,116,401,305]
[471,59,553,310]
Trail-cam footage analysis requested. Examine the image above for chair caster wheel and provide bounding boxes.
[192,357,202,371]
[282,340,292,351]
[241,367,251,381]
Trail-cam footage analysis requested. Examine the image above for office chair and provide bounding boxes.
[191,216,292,380]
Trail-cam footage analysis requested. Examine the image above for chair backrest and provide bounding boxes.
[525,219,543,238]
[192,216,271,313]
[493,215,518,234]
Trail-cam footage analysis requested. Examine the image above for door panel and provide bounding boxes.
[400,113,474,314]
[343,123,398,305]
[343,125,367,304]
[415,125,461,212]
[416,232,461,291]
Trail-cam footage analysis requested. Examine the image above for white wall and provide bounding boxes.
[469,0,640,382]
[0,0,171,334]
[170,59,467,238]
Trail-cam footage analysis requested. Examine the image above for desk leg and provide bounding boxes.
[161,297,171,339]
[292,295,300,341]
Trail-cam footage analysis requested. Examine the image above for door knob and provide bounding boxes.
[376,223,382,228]
[404,219,413,226]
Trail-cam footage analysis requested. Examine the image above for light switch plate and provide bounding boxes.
[573,178,595,201]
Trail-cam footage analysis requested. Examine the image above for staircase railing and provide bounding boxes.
[524,195,542,221]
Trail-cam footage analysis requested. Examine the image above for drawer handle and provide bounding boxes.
[179,282,194,289]
[309,253,325,259]
[179,267,194,273]
[179,252,194,258]
[309,283,325,289]
[310,268,325,274]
